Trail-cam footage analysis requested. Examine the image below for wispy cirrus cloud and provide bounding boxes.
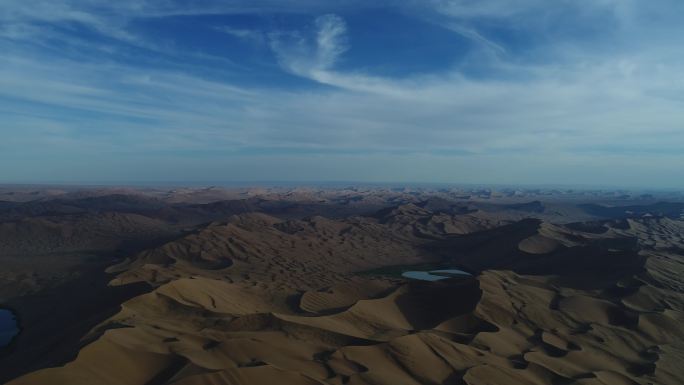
[214,26,265,44]
[270,14,348,76]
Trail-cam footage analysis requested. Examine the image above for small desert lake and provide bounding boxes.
[0,309,19,347]
[402,269,472,281]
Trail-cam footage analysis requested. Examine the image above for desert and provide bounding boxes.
[0,185,682,385]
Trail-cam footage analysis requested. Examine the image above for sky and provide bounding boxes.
[1,0,683,187]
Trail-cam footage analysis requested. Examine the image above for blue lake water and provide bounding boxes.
[430,269,471,277]
[0,309,19,347]
[401,269,472,281]
[402,271,449,281]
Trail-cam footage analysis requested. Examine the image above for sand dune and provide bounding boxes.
[13,264,683,384]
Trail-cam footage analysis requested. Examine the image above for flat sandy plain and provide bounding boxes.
[0,185,683,385]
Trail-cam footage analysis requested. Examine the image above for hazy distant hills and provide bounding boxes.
[579,201,684,219]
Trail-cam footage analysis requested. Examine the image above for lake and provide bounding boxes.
[0,309,19,347]
[401,269,472,281]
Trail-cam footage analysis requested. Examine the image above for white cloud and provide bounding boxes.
[269,14,348,79]
[314,14,348,69]
[214,26,265,44]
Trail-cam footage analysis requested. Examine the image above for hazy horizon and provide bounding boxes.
[2,1,683,187]
[2,180,683,194]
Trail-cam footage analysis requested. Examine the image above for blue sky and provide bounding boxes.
[1,0,683,187]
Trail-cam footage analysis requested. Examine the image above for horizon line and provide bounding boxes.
[0,180,682,192]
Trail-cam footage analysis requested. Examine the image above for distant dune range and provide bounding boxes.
[0,186,682,384]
